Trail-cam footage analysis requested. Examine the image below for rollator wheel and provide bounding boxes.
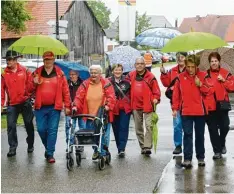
[67,156,74,171]
[105,153,111,165]
[76,153,81,166]
[98,156,105,170]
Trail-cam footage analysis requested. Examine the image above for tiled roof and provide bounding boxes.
[1,1,71,39]
[179,15,234,42]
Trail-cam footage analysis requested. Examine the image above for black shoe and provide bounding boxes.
[173,146,182,154]
[27,146,34,153]
[7,149,16,157]
[198,159,205,167]
[141,149,145,154]
[213,153,222,160]
[221,146,227,154]
[144,148,152,155]
[182,160,192,169]
[118,151,125,158]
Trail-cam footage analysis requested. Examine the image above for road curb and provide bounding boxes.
[152,158,173,193]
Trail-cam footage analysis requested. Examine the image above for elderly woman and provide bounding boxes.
[205,52,234,160]
[65,70,85,150]
[108,64,131,157]
[172,55,212,168]
[73,65,116,160]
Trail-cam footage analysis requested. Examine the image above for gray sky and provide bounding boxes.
[101,0,234,26]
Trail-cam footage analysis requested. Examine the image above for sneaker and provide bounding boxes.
[221,146,227,154]
[213,153,222,160]
[27,146,34,153]
[173,146,182,154]
[141,149,145,154]
[118,151,125,158]
[7,149,16,157]
[198,159,205,167]
[92,152,99,160]
[47,156,55,163]
[144,148,152,155]
[182,160,192,169]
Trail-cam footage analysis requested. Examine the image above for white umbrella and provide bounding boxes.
[107,45,141,73]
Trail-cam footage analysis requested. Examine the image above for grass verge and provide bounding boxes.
[1,114,24,132]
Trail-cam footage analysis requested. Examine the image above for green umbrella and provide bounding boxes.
[152,104,159,153]
[161,32,228,52]
[8,35,69,56]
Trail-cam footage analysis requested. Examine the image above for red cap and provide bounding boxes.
[43,51,55,59]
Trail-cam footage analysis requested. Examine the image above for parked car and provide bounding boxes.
[167,52,177,62]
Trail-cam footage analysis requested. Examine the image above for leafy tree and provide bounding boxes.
[1,0,31,34]
[87,0,111,29]
[135,11,151,36]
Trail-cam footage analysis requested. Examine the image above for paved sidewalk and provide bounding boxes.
[155,128,234,193]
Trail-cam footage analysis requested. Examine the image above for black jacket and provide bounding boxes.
[67,78,83,102]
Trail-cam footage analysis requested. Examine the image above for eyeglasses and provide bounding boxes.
[69,74,77,76]
[136,63,145,65]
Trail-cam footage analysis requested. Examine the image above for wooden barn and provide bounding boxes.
[62,1,105,66]
[1,1,105,67]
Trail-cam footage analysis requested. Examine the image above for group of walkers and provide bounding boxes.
[161,52,234,168]
[1,49,234,169]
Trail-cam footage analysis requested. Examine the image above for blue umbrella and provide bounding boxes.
[136,28,181,49]
[107,45,141,73]
[55,61,90,80]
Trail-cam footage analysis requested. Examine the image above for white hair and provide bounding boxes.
[135,56,145,64]
[89,65,102,73]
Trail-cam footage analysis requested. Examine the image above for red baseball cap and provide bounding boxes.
[43,51,55,59]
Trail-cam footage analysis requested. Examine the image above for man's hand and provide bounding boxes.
[172,110,177,118]
[217,74,225,82]
[33,75,42,84]
[65,108,70,115]
[195,76,202,87]
[160,64,166,74]
[153,99,158,104]
[105,105,110,111]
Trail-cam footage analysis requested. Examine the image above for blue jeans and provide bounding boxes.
[173,111,183,147]
[85,119,111,156]
[65,116,85,144]
[34,106,61,156]
[181,116,205,161]
[112,110,131,153]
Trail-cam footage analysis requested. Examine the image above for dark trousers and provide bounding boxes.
[181,116,205,161]
[112,110,131,153]
[7,99,34,150]
[206,110,230,153]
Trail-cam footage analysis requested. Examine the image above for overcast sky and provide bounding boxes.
[101,0,234,26]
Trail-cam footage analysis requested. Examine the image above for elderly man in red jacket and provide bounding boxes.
[1,50,35,157]
[33,51,71,163]
[127,57,161,156]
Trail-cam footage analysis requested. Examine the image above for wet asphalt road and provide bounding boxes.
[2,66,234,193]
[1,67,174,193]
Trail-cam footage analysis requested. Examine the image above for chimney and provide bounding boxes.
[175,18,178,28]
[196,15,200,21]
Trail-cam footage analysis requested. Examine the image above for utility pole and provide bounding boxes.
[56,0,59,40]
